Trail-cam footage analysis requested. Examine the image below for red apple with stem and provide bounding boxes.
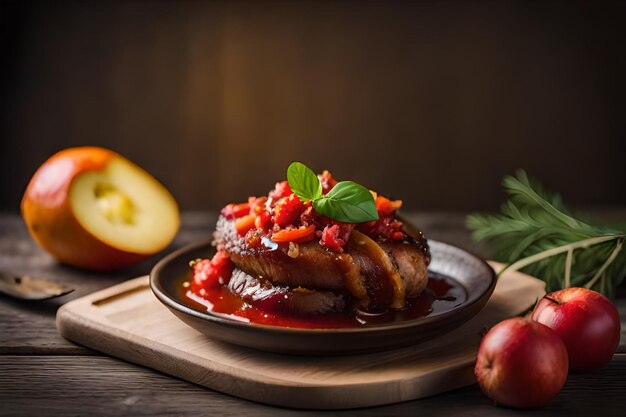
[475,317,569,409]
[531,287,620,372]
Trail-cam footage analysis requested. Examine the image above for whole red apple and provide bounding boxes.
[474,317,568,409]
[531,287,620,372]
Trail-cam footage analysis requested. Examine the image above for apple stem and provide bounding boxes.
[544,295,560,305]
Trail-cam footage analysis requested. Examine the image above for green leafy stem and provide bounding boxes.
[467,170,626,298]
[498,234,625,289]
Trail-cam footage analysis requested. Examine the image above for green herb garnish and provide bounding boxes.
[287,162,379,223]
[467,170,626,298]
[287,162,322,202]
[315,181,380,223]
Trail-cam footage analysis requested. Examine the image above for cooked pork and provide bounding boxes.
[215,216,430,311]
[228,269,345,314]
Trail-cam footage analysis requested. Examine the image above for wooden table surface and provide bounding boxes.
[1,211,625,417]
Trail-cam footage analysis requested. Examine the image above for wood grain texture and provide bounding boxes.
[0,355,625,417]
[2,212,626,355]
[0,213,214,354]
[3,2,626,213]
[55,264,544,409]
[1,212,626,415]
[0,212,468,354]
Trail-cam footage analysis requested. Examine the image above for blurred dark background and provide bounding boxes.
[1,0,625,213]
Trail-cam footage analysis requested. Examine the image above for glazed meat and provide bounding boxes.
[228,269,345,315]
[191,166,432,316]
[215,216,430,311]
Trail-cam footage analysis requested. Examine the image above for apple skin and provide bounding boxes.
[474,317,568,409]
[531,287,620,372]
[21,147,176,270]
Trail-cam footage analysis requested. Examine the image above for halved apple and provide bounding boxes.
[21,147,180,270]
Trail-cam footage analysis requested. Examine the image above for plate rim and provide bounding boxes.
[150,239,497,335]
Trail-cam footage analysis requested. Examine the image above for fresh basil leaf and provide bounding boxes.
[314,181,379,223]
[287,162,322,202]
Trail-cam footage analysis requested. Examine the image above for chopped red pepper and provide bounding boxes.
[191,250,234,293]
[358,217,405,241]
[273,193,306,228]
[221,202,250,219]
[318,170,337,194]
[375,195,403,217]
[254,210,272,230]
[249,196,268,216]
[272,224,316,243]
[235,214,257,235]
[268,181,292,201]
[218,169,405,253]
[246,230,263,247]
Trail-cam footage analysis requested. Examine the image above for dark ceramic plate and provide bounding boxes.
[150,240,496,355]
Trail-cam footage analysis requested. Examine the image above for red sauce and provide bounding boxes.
[181,272,467,329]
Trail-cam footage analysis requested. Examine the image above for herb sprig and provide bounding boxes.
[287,162,379,223]
[467,170,626,298]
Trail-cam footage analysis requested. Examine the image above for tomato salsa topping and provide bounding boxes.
[185,163,444,329]
[219,168,405,254]
[190,250,234,295]
[192,163,413,318]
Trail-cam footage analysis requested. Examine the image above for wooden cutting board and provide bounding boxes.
[56,262,545,409]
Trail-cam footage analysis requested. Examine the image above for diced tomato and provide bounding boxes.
[254,210,272,230]
[318,170,338,194]
[319,222,355,252]
[272,224,316,243]
[390,231,405,240]
[358,217,405,240]
[298,205,317,227]
[246,230,262,247]
[191,250,234,293]
[248,196,268,216]
[268,181,292,201]
[375,195,403,217]
[235,214,257,235]
[217,169,406,254]
[221,202,250,219]
[273,193,306,228]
